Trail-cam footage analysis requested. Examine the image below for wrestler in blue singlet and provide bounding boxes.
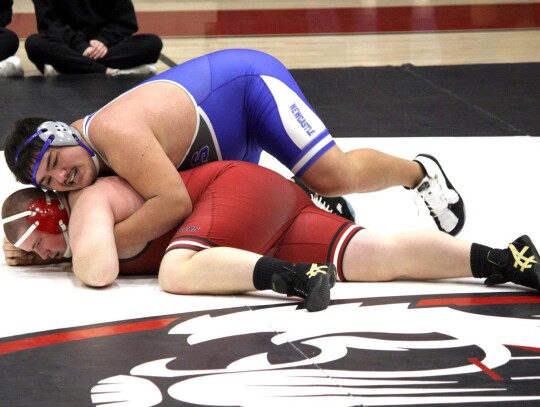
[84,49,336,176]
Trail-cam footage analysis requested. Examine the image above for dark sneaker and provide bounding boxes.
[486,235,540,291]
[271,262,337,312]
[291,176,356,222]
[413,154,465,236]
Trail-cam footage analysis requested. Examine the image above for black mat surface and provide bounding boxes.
[0,75,145,146]
[1,62,538,147]
[291,62,540,138]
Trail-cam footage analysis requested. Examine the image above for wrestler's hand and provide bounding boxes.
[3,236,37,266]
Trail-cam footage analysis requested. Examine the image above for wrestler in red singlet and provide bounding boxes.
[119,161,362,281]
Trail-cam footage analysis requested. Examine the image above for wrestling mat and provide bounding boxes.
[1,136,539,407]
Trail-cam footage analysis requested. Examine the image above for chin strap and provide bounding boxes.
[91,153,100,174]
[56,217,71,258]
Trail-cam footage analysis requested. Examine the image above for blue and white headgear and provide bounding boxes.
[15,121,100,189]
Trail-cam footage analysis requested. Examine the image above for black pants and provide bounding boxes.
[25,33,163,74]
[0,27,19,61]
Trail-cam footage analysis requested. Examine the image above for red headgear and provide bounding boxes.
[27,197,69,233]
[2,192,71,257]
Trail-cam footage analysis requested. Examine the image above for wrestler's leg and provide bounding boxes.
[159,247,336,312]
[158,247,260,295]
[342,230,540,293]
[254,72,464,235]
[300,146,424,196]
[250,69,427,193]
[342,230,471,282]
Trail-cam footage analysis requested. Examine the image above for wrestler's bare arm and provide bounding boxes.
[88,86,195,251]
[68,176,146,287]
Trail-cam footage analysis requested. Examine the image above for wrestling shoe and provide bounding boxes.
[413,154,465,236]
[271,262,337,312]
[484,235,540,291]
[291,176,356,222]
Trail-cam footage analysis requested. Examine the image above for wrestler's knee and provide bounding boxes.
[300,147,354,196]
[342,230,398,282]
[158,250,196,294]
[158,265,186,294]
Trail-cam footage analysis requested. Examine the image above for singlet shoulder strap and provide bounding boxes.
[82,113,110,167]
[79,82,149,168]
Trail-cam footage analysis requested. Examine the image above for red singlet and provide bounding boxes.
[119,161,362,281]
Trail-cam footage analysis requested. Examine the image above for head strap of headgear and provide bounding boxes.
[2,191,72,258]
[14,121,100,189]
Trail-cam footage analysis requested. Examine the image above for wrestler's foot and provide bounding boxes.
[291,176,356,222]
[271,262,336,312]
[484,235,540,292]
[413,154,465,236]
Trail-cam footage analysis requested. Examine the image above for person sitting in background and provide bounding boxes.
[25,0,162,76]
[0,0,23,77]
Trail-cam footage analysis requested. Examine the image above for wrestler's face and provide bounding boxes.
[33,146,98,191]
[17,230,67,261]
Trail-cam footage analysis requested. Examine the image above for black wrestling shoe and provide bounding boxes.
[484,235,540,292]
[291,176,356,222]
[413,154,465,236]
[271,262,337,312]
[503,235,539,291]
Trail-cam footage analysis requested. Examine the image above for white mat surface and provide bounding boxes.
[1,136,539,339]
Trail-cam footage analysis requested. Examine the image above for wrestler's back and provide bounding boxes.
[76,81,198,169]
[76,50,269,170]
[79,49,319,171]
